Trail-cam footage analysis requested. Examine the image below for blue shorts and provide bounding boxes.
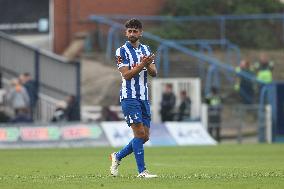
[121,98,151,128]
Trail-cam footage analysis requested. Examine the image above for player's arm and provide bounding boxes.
[146,62,157,77]
[119,55,154,80]
[144,46,157,77]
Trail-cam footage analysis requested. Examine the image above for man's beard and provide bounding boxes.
[128,36,139,43]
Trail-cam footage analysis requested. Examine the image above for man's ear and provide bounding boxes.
[140,30,143,37]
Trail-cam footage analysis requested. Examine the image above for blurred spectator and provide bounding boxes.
[100,106,120,121]
[0,104,10,123]
[0,88,5,105]
[65,95,80,121]
[19,73,38,116]
[0,79,10,123]
[0,72,2,88]
[10,108,32,123]
[253,53,274,84]
[160,83,176,122]
[234,60,255,104]
[176,90,191,121]
[6,78,30,115]
[51,101,67,122]
[205,87,222,142]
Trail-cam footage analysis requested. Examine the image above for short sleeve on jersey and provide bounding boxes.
[116,47,128,69]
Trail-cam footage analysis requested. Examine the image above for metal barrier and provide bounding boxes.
[231,104,261,143]
[0,32,81,122]
[38,52,80,99]
[91,13,283,90]
[202,103,265,144]
[258,84,277,142]
[154,39,240,95]
[98,13,284,44]
[88,15,264,91]
[35,93,60,122]
[0,35,35,77]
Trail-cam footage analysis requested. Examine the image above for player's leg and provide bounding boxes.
[110,99,142,176]
[115,140,133,160]
[136,100,157,178]
[136,126,157,178]
[110,141,134,177]
[131,123,147,174]
[114,124,148,161]
[110,137,134,176]
[143,126,149,144]
[115,99,142,161]
[141,100,151,144]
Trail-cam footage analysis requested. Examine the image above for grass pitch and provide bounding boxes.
[0,144,284,189]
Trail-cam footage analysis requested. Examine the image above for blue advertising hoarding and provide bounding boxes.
[273,83,284,142]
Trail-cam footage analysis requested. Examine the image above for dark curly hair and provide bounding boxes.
[125,18,143,29]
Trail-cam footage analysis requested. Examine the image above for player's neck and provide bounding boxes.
[129,41,140,49]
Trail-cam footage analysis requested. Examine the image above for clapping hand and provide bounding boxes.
[141,54,155,66]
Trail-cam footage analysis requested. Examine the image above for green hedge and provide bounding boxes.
[156,0,284,49]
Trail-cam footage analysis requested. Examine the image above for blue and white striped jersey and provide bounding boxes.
[115,41,154,101]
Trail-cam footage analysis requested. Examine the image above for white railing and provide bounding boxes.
[81,105,124,122]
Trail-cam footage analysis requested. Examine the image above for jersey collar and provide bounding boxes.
[126,41,142,50]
